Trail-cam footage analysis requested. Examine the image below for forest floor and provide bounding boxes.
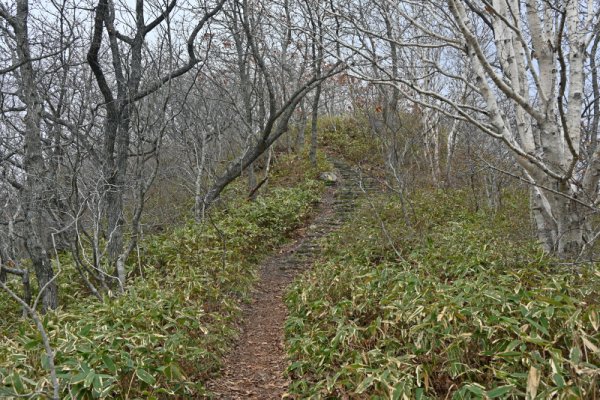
[205,159,370,399]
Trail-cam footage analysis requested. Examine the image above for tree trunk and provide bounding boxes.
[102,110,129,291]
[13,0,57,311]
[309,85,321,166]
[194,130,209,221]
[308,2,323,167]
[554,184,589,257]
[0,250,7,284]
[105,186,125,290]
[247,162,257,191]
[445,121,458,188]
[530,183,590,257]
[295,100,307,151]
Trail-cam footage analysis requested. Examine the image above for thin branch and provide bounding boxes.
[0,281,59,399]
[478,156,598,211]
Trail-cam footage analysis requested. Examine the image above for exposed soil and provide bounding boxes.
[204,158,377,399]
[202,263,294,399]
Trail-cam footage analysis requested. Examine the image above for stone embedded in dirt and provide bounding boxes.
[319,171,338,185]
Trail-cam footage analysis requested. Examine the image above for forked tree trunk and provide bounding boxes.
[87,0,227,291]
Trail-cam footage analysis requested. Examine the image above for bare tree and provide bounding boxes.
[201,0,345,206]
[330,0,600,257]
[305,0,325,166]
[86,0,226,290]
[0,0,59,311]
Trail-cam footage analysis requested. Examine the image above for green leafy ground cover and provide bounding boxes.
[0,153,327,399]
[285,190,600,399]
[317,115,384,167]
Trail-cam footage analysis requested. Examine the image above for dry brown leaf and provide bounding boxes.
[526,366,541,399]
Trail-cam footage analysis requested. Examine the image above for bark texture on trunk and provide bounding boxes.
[86,0,226,289]
[309,84,321,166]
[12,0,58,311]
[446,0,597,258]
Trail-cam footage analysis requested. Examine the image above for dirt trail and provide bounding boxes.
[204,159,377,399]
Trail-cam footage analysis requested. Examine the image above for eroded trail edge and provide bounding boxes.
[204,159,377,399]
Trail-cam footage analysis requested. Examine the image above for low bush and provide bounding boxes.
[317,115,383,167]
[0,155,326,399]
[286,190,600,399]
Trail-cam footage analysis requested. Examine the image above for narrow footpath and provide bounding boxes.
[205,159,377,399]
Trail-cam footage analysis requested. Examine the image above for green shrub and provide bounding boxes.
[286,190,600,399]
[0,155,326,399]
[317,115,382,166]
[271,150,332,188]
